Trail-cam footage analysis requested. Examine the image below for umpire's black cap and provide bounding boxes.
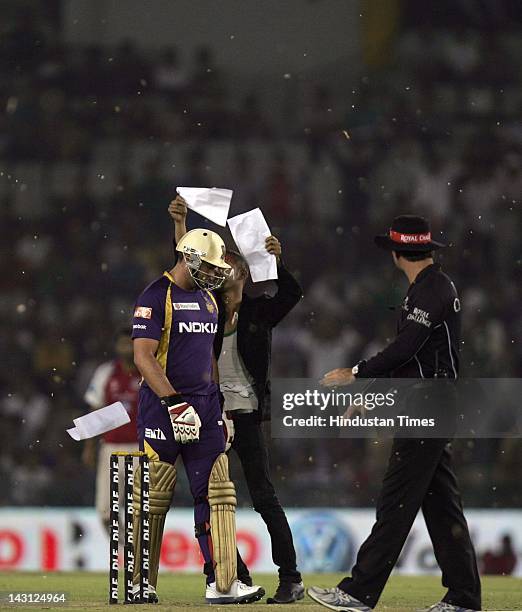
[374,215,446,252]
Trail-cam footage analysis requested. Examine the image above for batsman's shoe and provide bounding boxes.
[416,603,479,612]
[307,586,372,612]
[205,579,265,604]
[267,581,305,604]
[131,584,158,604]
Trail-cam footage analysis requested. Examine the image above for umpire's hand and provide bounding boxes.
[320,367,355,387]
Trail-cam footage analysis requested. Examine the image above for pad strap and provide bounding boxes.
[195,521,211,538]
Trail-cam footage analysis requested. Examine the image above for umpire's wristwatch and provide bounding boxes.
[352,360,366,377]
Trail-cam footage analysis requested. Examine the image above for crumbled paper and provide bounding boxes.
[227,208,278,282]
[176,187,233,227]
[67,402,130,441]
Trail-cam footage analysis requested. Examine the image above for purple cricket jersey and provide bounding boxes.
[132,271,218,395]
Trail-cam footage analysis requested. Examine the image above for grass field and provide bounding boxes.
[0,573,520,611]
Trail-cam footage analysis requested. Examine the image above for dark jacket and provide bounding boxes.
[357,263,461,378]
[214,264,303,421]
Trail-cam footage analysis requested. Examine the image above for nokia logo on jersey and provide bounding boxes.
[178,322,217,334]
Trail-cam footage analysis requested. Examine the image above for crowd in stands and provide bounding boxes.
[1,9,521,510]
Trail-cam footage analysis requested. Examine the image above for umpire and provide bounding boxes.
[169,196,305,604]
[308,215,481,612]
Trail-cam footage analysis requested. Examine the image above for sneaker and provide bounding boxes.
[307,586,372,611]
[205,579,265,604]
[267,581,305,604]
[416,603,479,612]
[238,574,253,587]
[131,583,158,604]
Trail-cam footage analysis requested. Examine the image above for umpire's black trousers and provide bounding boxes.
[232,412,301,584]
[339,438,481,610]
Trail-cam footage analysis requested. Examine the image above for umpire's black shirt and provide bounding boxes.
[357,263,461,378]
[214,264,303,421]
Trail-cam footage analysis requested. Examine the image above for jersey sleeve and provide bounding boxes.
[357,283,447,378]
[132,283,167,341]
[250,264,303,328]
[84,361,114,409]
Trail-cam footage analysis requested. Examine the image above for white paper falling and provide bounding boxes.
[227,208,278,282]
[176,187,233,227]
[67,402,130,441]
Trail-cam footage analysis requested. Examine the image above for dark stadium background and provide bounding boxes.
[1,0,521,573]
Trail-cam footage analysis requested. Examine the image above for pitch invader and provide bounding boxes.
[131,229,264,605]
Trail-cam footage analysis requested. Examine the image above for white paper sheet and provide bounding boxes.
[227,208,278,282]
[67,401,130,441]
[176,187,233,227]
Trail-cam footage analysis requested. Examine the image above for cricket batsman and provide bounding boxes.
[131,228,264,604]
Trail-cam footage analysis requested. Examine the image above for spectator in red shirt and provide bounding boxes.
[482,535,517,576]
[82,328,140,532]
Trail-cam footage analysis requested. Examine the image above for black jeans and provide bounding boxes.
[232,412,301,584]
[338,438,481,610]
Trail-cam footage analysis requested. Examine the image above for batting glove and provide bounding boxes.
[161,394,202,444]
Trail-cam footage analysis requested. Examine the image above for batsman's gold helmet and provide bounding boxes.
[176,229,231,270]
[176,229,231,290]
